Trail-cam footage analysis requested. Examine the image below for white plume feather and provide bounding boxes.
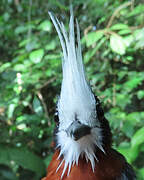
[49,8,103,179]
[49,9,97,130]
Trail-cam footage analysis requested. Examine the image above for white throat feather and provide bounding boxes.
[56,128,104,178]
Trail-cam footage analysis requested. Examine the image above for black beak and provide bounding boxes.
[66,121,91,141]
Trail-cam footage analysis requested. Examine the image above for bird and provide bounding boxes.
[42,8,136,180]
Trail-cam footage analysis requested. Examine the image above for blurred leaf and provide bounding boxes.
[138,168,144,179]
[26,40,40,52]
[15,26,28,35]
[85,31,104,47]
[116,93,131,109]
[110,23,129,30]
[127,4,144,17]
[2,71,16,81]
[126,112,141,125]
[1,1,144,179]
[84,36,106,62]
[134,28,144,41]
[13,64,26,71]
[45,41,56,51]
[118,146,138,163]
[3,12,10,22]
[123,35,134,47]
[33,96,43,115]
[135,38,144,49]
[134,28,144,49]
[137,90,144,100]
[7,104,16,118]
[0,145,45,178]
[29,49,44,63]
[118,29,132,35]
[45,54,60,60]
[16,114,42,125]
[131,127,144,148]
[0,63,11,73]
[19,39,30,47]
[124,77,143,90]
[122,121,134,138]
[38,20,52,31]
[0,165,18,180]
[110,35,126,55]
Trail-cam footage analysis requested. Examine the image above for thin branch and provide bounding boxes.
[130,24,144,31]
[27,0,32,39]
[36,91,51,126]
[131,0,135,10]
[28,104,35,113]
[84,25,92,40]
[112,83,116,107]
[14,0,19,6]
[106,2,132,29]
[84,25,92,36]
[39,77,57,90]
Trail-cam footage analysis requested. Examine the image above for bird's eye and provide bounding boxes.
[54,111,59,124]
[95,96,100,105]
[95,96,104,117]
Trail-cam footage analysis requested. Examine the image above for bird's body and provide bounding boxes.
[42,97,135,180]
[43,149,133,180]
[42,7,136,180]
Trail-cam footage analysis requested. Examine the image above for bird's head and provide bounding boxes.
[49,8,111,178]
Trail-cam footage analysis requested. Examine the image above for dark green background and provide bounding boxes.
[0,0,144,179]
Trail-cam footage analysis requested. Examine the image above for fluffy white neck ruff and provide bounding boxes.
[56,128,104,178]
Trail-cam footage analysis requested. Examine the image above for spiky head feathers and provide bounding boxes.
[49,9,104,178]
[49,10,98,130]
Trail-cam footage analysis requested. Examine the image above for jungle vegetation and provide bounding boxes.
[0,0,144,179]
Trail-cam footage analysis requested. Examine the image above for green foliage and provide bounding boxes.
[0,145,45,179]
[0,0,144,179]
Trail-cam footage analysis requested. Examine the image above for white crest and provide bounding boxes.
[49,7,103,179]
[49,8,97,130]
